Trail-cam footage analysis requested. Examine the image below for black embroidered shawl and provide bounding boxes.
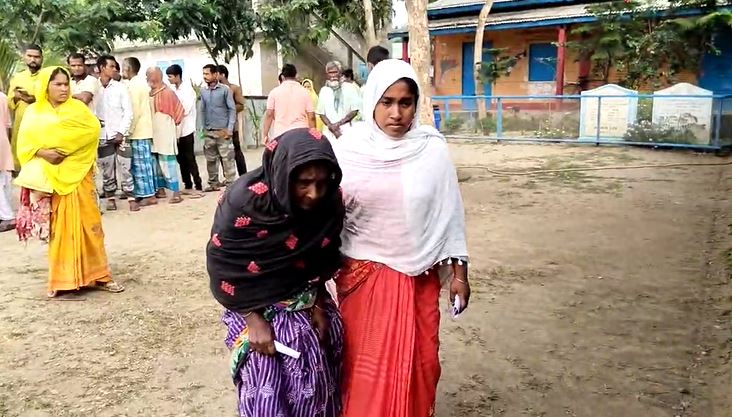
[206,128,344,311]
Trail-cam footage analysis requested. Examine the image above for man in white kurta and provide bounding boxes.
[316,61,360,142]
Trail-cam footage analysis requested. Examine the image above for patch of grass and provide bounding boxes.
[525,154,626,194]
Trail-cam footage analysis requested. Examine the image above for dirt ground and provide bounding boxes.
[1,143,731,417]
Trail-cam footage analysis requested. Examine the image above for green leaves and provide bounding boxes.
[0,0,390,70]
[0,0,159,59]
[478,48,518,87]
[567,0,729,89]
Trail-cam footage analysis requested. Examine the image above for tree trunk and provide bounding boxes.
[474,0,494,119]
[405,0,434,125]
[363,0,378,47]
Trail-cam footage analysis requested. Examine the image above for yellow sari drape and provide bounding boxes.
[302,79,324,131]
[15,67,110,292]
[48,170,111,291]
[14,67,100,196]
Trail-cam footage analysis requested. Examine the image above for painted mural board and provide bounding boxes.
[652,83,713,144]
[579,84,638,141]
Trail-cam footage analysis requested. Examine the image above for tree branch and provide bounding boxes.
[31,5,46,45]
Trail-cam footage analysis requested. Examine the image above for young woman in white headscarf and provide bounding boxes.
[332,59,470,417]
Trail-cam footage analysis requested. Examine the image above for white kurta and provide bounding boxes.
[151,111,178,156]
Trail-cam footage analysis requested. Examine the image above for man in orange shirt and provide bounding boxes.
[262,64,315,144]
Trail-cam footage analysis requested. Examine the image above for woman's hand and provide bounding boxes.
[244,312,276,356]
[449,262,470,315]
[37,149,66,165]
[311,305,330,345]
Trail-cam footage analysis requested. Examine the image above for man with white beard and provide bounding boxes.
[316,61,360,141]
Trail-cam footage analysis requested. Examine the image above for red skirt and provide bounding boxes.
[336,258,441,417]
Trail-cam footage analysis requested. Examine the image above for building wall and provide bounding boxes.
[113,41,265,95]
[432,28,699,98]
[433,28,580,98]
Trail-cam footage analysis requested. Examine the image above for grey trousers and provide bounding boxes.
[97,143,134,199]
[203,133,237,186]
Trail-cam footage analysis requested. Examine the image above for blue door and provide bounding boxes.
[700,29,732,114]
[462,42,492,111]
[700,29,732,96]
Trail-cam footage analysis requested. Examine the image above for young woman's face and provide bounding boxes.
[47,71,70,106]
[291,162,332,211]
[373,79,417,138]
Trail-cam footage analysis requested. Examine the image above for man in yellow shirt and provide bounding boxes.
[122,57,157,208]
[8,44,43,172]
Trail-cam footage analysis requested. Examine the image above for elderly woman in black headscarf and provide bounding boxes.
[206,127,344,417]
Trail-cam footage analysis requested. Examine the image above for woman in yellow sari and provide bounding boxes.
[301,79,324,131]
[15,66,124,298]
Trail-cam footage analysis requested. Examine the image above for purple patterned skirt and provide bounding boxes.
[223,303,343,417]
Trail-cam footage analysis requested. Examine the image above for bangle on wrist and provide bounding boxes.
[453,277,468,284]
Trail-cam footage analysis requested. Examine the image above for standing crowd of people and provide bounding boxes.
[1,44,249,296]
[2,42,473,417]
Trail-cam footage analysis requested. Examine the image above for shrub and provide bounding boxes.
[477,116,496,135]
[623,120,695,144]
[443,117,465,134]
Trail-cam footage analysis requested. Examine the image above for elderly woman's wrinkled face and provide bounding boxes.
[291,161,332,211]
[373,79,417,138]
[47,71,70,106]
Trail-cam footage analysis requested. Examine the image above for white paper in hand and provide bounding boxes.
[274,341,301,359]
[452,295,462,319]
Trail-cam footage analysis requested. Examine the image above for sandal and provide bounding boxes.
[155,189,167,199]
[96,281,125,293]
[169,195,183,204]
[129,201,141,212]
[139,197,158,207]
[106,199,117,211]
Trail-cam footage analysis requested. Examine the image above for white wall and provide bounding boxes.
[113,41,264,95]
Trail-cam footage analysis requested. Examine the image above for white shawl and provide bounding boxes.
[333,59,468,277]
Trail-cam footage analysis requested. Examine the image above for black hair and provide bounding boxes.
[394,77,419,104]
[24,44,43,54]
[166,64,183,77]
[48,67,69,84]
[124,57,141,74]
[67,52,85,64]
[281,64,297,78]
[278,73,284,83]
[96,55,116,70]
[343,68,354,80]
[367,45,389,66]
[217,65,229,78]
[203,64,219,74]
[114,61,120,71]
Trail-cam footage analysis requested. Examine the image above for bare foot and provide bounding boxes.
[129,200,141,212]
[106,199,117,211]
[170,192,183,204]
[155,189,167,199]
